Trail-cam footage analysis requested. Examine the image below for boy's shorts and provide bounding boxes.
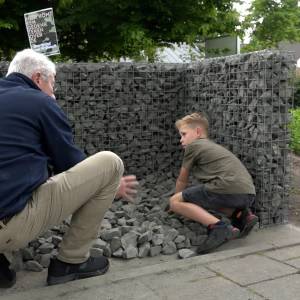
[182,185,255,210]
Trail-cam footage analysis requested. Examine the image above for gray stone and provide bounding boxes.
[101,228,121,241]
[120,225,133,235]
[112,248,124,258]
[150,245,162,257]
[178,249,196,259]
[121,231,138,249]
[174,235,186,244]
[39,254,52,268]
[162,241,177,255]
[123,245,138,259]
[110,237,122,253]
[164,228,179,242]
[104,210,115,220]
[152,234,164,246]
[90,247,104,257]
[21,247,35,261]
[38,243,54,254]
[138,231,152,245]
[103,244,112,257]
[92,238,107,250]
[126,218,138,226]
[24,260,43,272]
[51,235,62,247]
[138,242,151,258]
[100,218,112,230]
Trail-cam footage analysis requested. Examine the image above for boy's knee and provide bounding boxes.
[94,151,124,176]
[169,193,182,211]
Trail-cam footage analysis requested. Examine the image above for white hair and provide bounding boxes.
[7,49,56,79]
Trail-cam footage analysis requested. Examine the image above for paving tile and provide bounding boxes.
[263,245,300,261]
[139,264,215,288]
[141,275,263,300]
[285,257,300,268]
[208,254,297,286]
[250,274,300,300]
[3,280,160,300]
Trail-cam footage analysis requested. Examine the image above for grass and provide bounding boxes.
[289,108,300,155]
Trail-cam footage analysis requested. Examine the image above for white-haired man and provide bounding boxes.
[0,49,138,287]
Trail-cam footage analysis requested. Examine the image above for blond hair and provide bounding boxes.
[175,112,209,134]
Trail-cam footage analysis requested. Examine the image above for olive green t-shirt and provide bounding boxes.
[182,138,255,194]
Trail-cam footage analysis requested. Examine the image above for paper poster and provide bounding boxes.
[24,8,60,56]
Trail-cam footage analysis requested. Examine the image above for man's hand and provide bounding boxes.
[116,175,139,202]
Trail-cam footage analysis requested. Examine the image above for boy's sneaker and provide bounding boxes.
[0,254,16,288]
[232,208,259,238]
[197,223,240,255]
[47,256,109,286]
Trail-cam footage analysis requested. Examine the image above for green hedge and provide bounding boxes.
[294,76,300,108]
[290,108,300,155]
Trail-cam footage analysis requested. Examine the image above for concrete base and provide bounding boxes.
[2,224,300,300]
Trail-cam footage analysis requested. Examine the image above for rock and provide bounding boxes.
[121,231,138,249]
[38,242,55,254]
[152,234,164,246]
[110,237,122,253]
[138,231,152,245]
[162,241,177,255]
[101,228,121,241]
[149,246,162,257]
[138,242,151,258]
[90,248,104,257]
[21,247,35,261]
[178,249,196,259]
[24,260,43,272]
[39,254,52,268]
[123,245,138,259]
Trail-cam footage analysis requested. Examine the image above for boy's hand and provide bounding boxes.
[116,175,139,202]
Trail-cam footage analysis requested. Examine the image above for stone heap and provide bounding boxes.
[14,173,231,272]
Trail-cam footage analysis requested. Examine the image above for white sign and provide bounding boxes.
[24,8,60,56]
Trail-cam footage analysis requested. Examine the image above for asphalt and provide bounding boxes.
[2,224,300,300]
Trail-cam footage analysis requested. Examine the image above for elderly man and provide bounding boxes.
[0,49,138,287]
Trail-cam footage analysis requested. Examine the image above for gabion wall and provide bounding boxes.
[55,63,185,176]
[0,51,295,227]
[184,51,294,226]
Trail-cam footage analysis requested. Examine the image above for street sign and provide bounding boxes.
[24,8,60,56]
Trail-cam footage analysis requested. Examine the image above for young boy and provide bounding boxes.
[169,112,258,254]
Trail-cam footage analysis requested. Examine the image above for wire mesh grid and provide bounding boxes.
[55,63,184,175]
[183,51,295,226]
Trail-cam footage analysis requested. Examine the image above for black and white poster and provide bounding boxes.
[24,8,60,56]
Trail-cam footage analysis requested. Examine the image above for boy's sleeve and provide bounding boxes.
[182,144,196,171]
[39,97,86,173]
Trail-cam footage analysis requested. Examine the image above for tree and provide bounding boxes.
[0,0,241,61]
[242,0,300,52]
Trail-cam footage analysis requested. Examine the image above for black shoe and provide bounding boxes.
[232,208,259,238]
[47,256,109,286]
[197,223,240,255]
[0,254,16,288]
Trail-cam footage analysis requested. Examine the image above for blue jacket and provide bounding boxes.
[0,73,86,219]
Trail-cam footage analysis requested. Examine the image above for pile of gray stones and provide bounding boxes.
[13,173,232,273]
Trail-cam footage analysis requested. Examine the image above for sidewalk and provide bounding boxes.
[2,224,300,300]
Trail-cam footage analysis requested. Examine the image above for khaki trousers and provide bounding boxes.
[0,151,124,263]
